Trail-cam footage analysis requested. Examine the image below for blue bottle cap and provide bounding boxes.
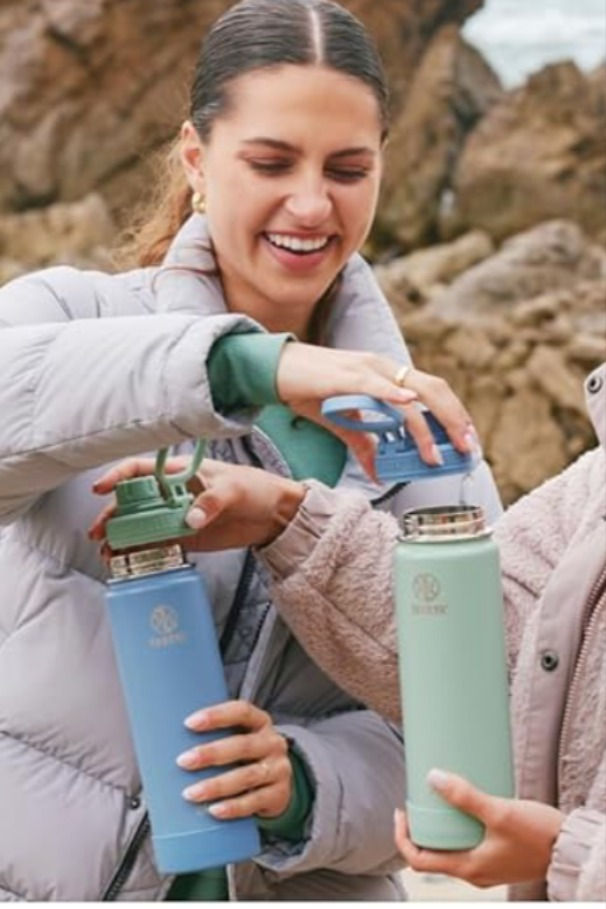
[321,395,477,483]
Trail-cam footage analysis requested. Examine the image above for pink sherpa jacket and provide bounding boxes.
[258,363,606,902]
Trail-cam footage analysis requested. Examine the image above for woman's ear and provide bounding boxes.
[179,120,206,195]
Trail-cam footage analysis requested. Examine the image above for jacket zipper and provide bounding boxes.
[102,812,151,901]
[371,481,408,507]
[557,563,606,794]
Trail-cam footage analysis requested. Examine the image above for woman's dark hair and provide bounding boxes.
[190,0,389,142]
[120,0,388,330]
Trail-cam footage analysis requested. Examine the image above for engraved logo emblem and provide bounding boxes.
[150,605,179,636]
[412,573,441,602]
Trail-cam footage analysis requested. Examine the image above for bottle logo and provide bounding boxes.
[411,573,447,616]
[150,605,179,635]
[413,573,441,602]
[149,605,186,648]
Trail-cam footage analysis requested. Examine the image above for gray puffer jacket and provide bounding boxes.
[0,216,502,901]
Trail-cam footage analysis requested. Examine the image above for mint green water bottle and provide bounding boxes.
[394,505,514,850]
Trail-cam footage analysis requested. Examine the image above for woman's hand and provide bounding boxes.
[276,344,477,471]
[176,700,292,819]
[90,456,305,549]
[394,770,564,888]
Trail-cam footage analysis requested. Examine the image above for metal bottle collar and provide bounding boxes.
[109,544,186,580]
[399,505,491,542]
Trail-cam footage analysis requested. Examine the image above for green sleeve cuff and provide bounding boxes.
[257,748,314,842]
[207,331,294,414]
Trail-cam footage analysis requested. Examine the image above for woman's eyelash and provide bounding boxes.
[248,161,369,181]
[249,161,291,173]
[328,168,369,182]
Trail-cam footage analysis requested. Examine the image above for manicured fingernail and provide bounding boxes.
[463,431,476,451]
[208,803,228,818]
[186,506,207,530]
[431,444,444,465]
[427,768,449,791]
[184,710,210,730]
[182,784,207,802]
[176,750,198,769]
[397,390,418,403]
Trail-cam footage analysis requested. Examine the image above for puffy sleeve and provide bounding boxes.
[0,268,262,522]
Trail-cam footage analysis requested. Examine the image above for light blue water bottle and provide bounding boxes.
[104,443,260,873]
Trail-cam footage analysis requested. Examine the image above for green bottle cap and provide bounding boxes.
[105,441,205,550]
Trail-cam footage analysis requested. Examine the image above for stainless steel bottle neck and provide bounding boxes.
[399,505,490,542]
[109,543,186,580]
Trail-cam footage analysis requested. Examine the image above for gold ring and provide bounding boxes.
[394,364,413,388]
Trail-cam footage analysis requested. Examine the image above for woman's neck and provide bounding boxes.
[233,300,311,341]
[220,273,313,340]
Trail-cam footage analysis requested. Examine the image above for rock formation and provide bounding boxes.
[379,220,606,503]
[432,220,606,318]
[377,25,502,251]
[0,0,483,220]
[1,2,604,507]
[445,62,606,243]
[0,193,116,278]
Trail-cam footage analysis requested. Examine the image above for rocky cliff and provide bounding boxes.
[377,220,606,503]
[0,0,482,220]
[1,1,604,505]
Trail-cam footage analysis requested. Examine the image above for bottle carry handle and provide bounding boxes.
[155,439,206,507]
[321,394,405,433]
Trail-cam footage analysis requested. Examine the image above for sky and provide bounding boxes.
[463,0,606,86]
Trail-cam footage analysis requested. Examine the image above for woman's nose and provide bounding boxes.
[284,179,332,226]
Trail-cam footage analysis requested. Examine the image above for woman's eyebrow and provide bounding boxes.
[241,138,376,158]
[241,138,298,152]
[329,147,376,159]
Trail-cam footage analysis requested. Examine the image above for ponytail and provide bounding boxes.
[114,142,192,269]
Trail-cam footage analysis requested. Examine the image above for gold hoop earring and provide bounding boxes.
[192,191,206,214]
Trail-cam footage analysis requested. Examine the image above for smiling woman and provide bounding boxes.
[178,64,384,337]
[0,0,503,903]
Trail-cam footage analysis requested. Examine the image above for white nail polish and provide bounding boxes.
[185,506,207,530]
[176,752,196,769]
[427,768,449,790]
[182,785,203,801]
[431,444,444,465]
[208,802,228,818]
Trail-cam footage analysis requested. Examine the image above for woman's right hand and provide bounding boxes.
[275,343,477,472]
[90,457,305,551]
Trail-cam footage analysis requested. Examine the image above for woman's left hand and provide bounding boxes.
[90,456,305,550]
[395,770,564,888]
[176,699,293,819]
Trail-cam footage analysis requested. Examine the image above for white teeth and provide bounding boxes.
[266,233,329,253]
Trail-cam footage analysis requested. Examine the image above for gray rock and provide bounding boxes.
[375,230,494,298]
[526,346,587,414]
[378,24,501,249]
[433,220,606,316]
[0,193,116,267]
[448,62,606,242]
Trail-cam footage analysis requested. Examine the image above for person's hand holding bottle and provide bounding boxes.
[90,352,478,547]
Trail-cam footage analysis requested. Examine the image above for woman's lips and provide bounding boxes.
[262,233,336,272]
